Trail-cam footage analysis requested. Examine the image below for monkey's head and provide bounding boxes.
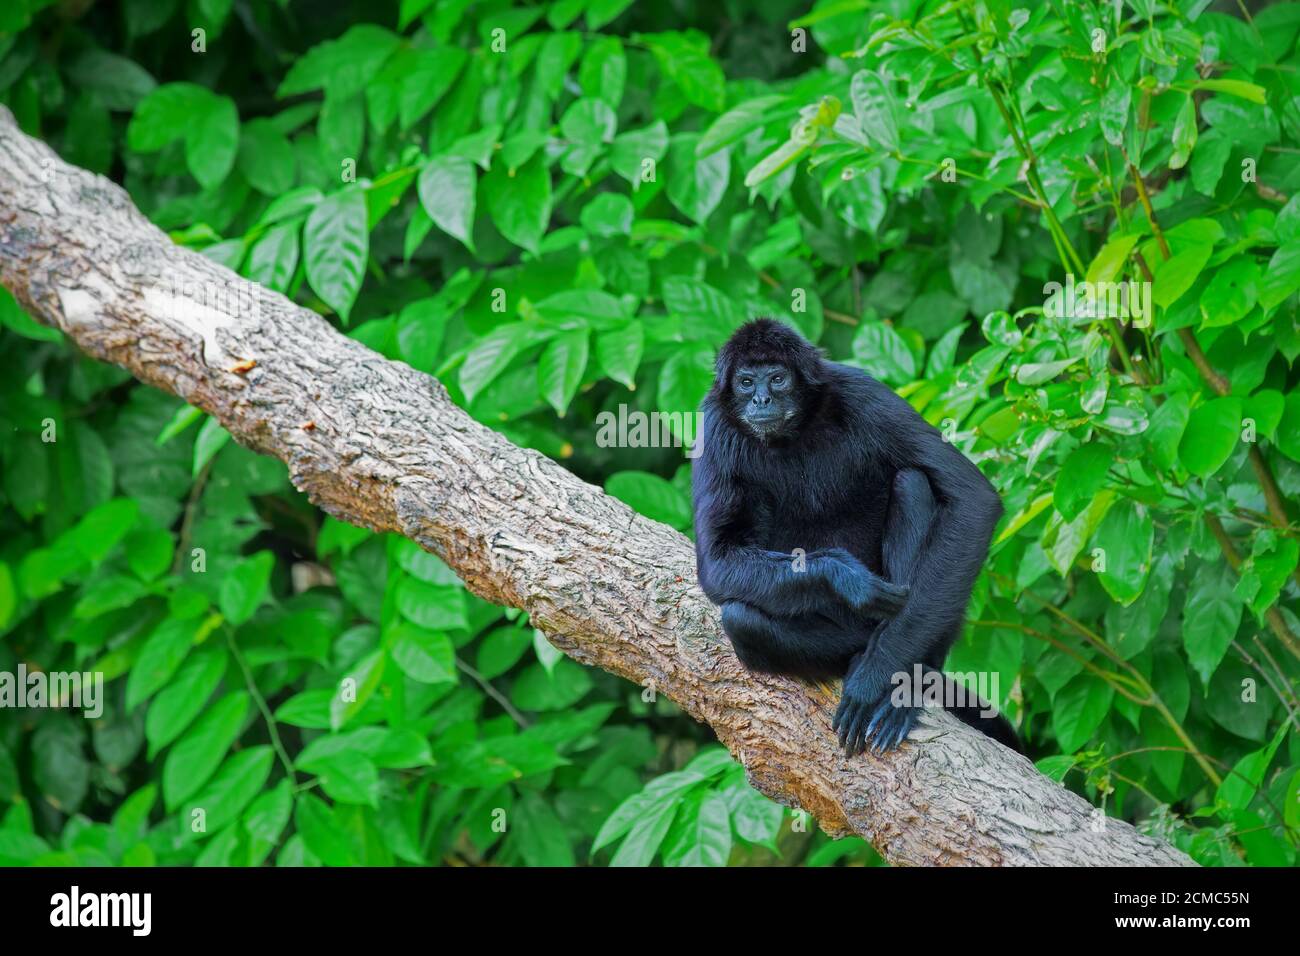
[712,319,826,441]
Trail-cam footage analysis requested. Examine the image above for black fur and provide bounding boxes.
[692,319,1017,754]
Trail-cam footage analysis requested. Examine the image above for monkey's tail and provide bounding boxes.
[933,672,1023,754]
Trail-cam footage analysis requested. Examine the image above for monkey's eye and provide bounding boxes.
[739,377,753,388]
[771,375,785,385]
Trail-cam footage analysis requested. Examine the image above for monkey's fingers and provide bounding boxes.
[847,701,873,756]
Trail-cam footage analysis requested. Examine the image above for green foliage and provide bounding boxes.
[1,0,1299,867]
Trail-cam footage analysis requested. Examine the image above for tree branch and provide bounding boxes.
[0,108,1194,866]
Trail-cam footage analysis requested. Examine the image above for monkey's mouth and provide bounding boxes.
[744,412,790,437]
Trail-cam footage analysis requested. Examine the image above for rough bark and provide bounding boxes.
[0,107,1195,866]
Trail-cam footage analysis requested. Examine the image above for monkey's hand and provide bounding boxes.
[813,549,909,617]
[832,650,919,756]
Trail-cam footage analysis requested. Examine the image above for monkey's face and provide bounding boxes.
[731,363,798,440]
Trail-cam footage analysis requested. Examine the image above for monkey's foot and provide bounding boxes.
[832,694,919,756]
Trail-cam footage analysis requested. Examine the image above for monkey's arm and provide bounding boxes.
[692,433,907,619]
[696,537,907,619]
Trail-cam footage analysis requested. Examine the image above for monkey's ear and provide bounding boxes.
[792,342,827,388]
[713,341,739,390]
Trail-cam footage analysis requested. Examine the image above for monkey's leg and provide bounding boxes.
[835,469,936,754]
[719,601,872,682]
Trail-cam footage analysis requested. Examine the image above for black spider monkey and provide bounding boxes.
[692,319,1020,755]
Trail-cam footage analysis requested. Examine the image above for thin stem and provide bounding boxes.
[456,657,530,727]
[226,628,298,786]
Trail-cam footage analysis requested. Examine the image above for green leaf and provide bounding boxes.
[0,285,61,341]
[1086,234,1138,284]
[1094,499,1153,606]
[1277,392,1300,464]
[579,193,634,237]
[538,329,589,416]
[484,152,551,254]
[667,134,728,223]
[1099,81,1130,146]
[304,187,369,320]
[66,49,157,111]
[390,623,456,684]
[118,528,171,580]
[513,792,576,866]
[476,626,533,679]
[59,422,114,516]
[646,34,724,112]
[1259,241,1300,312]
[69,498,139,564]
[238,119,296,196]
[127,617,200,711]
[293,793,353,865]
[1053,444,1112,522]
[1016,356,1080,385]
[1200,259,1258,328]
[399,47,466,130]
[0,563,14,632]
[1193,79,1267,104]
[605,471,691,528]
[187,93,239,189]
[850,70,899,152]
[242,780,293,865]
[163,691,250,810]
[560,97,617,147]
[145,648,227,757]
[330,650,385,731]
[595,323,643,389]
[315,753,380,806]
[697,95,788,158]
[193,416,230,476]
[1144,391,1190,471]
[1216,725,1287,811]
[578,36,626,107]
[395,577,467,630]
[245,221,300,294]
[1178,397,1243,478]
[1169,94,1196,170]
[923,323,966,378]
[278,24,400,100]
[851,321,916,385]
[662,790,731,866]
[1183,561,1243,685]
[417,156,476,251]
[1243,538,1298,617]
[610,121,668,187]
[127,83,201,151]
[1045,489,1115,576]
[182,746,274,839]
[1051,676,1113,754]
[1242,389,1284,441]
[663,276,744,345]
[586,0,635,30]
[657,344,714,422]
[460,323,541,402]
[534,289,628,331]
[218,551,274,626]
[727,786,783,847]
[609,799,677,866]
[594,769,703,852]
[1153,243,1212,310]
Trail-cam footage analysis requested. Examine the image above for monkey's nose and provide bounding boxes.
[753,395,771,406]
